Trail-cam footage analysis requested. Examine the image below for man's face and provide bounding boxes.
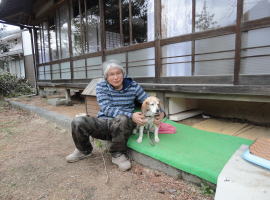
[107,67,124,90]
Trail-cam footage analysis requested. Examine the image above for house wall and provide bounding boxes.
[7,58,25,78]
[33,0,270,87]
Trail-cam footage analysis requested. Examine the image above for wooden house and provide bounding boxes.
[1,0,270,123]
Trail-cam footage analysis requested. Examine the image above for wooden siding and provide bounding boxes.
[85,96,99,117]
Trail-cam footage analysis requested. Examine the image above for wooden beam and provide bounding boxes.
[99,0,106,62]
[154,0,162,78]
[233,0,243,85]
[119,0,123,45]
[68,0,73,79]
[242,16,270,31]
[129,0,133,44]
[160,25,236,46]
[104,41,155,55]
[191,0,196,75]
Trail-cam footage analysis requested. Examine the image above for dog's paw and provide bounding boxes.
[137,138,143,143]
[154,137,160,143]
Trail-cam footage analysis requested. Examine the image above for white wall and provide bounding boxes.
[22,30,33,56]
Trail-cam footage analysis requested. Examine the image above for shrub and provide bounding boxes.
[0,72,34,97]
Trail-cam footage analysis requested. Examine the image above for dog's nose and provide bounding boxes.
[156,109,160,113]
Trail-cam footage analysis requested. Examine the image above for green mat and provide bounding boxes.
[128,119,252,184]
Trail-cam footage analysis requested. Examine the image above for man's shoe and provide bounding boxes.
[111,153,131,171]
[66,148,91,163]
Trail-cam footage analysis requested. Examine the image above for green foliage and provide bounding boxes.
[195,0,218,31]
[95,139,103,149]
[0,72,34,97]
[200,183,215,195]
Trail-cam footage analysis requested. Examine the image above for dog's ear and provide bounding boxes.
[158,100,163,109]
[158,100,167,117]
[141,100,148,114]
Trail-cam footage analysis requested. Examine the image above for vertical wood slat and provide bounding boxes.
[33,28,40,66]
[29,28,38,91]
[155,0,162,78]
[68,0,74,79]
[78,0,85,54]
[57,9,63,59]
[40,24,45,64]
[41,23,46,76]
[119,0,123,46]
[34,28,41,79]
[125,51,128,76]
[191,0,196,75]
[99,0,106,63]
[47,18,53,80]
[37,28,42,77]
[129,0,133,44]
[84,0,89,52]
[84,0,88,78]
[20,26,27,79]
[57,8,63,79]
[85,96,88,115]
[233,0,244,85]
[54,13,60,61]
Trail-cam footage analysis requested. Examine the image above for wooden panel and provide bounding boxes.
[239,75,270,85]
[141,83,270,96]
[134,76,233,84]
[86,96,99,116]
[233,0,243,85]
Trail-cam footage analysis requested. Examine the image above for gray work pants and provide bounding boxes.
[71,115,136,155]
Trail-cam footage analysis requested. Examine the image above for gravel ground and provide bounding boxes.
[0,100,214,200]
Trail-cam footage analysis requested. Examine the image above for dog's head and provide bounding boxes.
[141,96,161,117]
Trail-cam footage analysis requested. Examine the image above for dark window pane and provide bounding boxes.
[131,0,154,43]
[42,22,50,62]
[195,0,237,32]
[85,0,100,53]
[36,28,43,63]
[104,0,121,49]
[71,0,84,56]
[49,17,59,60]
[243,0,270,21]
[122,0,130,46]
[59,3,70,58]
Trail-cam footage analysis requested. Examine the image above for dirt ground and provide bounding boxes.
[0,100,214,200]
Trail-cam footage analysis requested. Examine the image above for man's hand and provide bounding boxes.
[154,112,165,126]
[132,112,147,126]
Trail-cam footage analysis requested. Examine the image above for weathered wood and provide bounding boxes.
[242,16,270,31]
[191,0,195,75]
[160,26,236,46]
[68,0,73,80]
[140,83,270,96]
[104,41,155,55]
[239,75,270,85]
[134,76,233,84]
[233,0,243,85]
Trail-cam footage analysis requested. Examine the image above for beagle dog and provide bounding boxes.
[135,96,161,143]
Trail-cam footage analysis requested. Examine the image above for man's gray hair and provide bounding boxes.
[102,60,125,79]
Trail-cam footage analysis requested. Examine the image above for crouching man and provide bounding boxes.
[66,60,164,171]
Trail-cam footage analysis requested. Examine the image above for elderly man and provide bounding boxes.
[66,60,164,171]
